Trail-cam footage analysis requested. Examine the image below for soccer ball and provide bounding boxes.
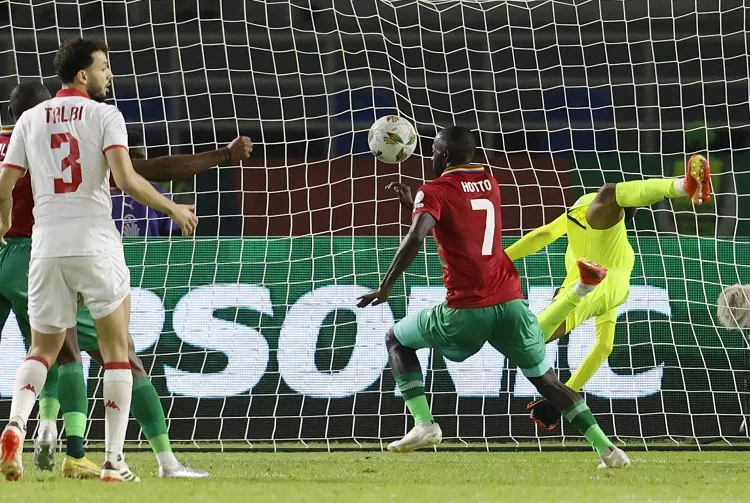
[368,116,417,164]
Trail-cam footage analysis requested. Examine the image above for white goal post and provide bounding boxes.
[0,0,748,449]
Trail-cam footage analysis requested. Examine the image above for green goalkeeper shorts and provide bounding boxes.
[0,238,32,345]
[394,298,551,378]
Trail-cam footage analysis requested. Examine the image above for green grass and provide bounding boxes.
[3,451,750,502]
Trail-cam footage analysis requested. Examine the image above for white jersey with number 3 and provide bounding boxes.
[2,88,128,258]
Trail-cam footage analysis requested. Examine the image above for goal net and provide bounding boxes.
[1,0,748,450]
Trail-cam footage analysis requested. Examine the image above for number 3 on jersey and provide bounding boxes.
[471,198,495,255]
[51,133,82,194]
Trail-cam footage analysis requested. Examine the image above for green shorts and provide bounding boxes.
[0,238,32,345]
[75,307,99,353]
[394,298,550,378]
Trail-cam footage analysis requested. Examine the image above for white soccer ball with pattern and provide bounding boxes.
[368,116,417,164]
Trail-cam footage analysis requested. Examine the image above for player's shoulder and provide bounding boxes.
[15,100,49,125]
[86,100,123,120]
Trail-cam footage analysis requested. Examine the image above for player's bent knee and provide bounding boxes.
[385,327,401,351]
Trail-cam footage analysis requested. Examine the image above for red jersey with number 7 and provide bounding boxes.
[1,88,128,258]
[412,165,523,309]
[0,126,34,238]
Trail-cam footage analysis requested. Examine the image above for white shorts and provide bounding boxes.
[28,250,131,334]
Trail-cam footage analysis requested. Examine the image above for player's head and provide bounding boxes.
[8,81,51,120]
[431,126,477,176]
[127,128,146,160]
[54,37,112,102]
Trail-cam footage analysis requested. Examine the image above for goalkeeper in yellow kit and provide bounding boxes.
[505,154,713,430]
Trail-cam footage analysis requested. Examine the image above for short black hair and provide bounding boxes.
[127,128,144,148]
[54,37,109,84]
[9,81,51,119]
[439,126,476,161]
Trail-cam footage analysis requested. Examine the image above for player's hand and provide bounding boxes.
[357,286,392,308]
[169,204,199,236]
[225,136,253,164]
[385,182,414,210]
[0,219,10,246]
[527,398,561,431]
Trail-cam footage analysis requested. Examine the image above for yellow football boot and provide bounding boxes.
[62,455,101,479]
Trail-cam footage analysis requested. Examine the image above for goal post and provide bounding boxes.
[0,0,749,449]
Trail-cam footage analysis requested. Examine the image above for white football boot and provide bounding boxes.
[33,425,58,471]
[598,445,631,469]
[159,462,209,479]
[100,458,140,482]
[387,422,443,453]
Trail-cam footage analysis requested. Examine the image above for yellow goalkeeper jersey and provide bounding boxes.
[565,192,635,274]
[506,191,635,276]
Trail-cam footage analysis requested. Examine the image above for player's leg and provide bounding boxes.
[73,252,138,482]
[34,363,60,471]
[529,370,629,468]
[536,259,609,342]
[126,348,208,478]
[89,296,138,482]
[491,299,629,468]
[586,154,711,231]
[527,313,618,431]
[1,329,67,481]
[385,320,441,452]
[54,324,101,478]
[87,342,208,478]
[387,304,489,452]
[1,256,75,481]
[0,239,61,470]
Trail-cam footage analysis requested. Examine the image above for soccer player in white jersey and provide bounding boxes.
[0,38,198,482]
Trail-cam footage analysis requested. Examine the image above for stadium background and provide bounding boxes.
[0,0,749,447]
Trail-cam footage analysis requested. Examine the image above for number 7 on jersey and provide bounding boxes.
[471,198,495,256]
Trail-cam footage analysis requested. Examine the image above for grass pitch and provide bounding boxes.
[2,450,750,502]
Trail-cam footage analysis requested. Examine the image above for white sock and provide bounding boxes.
[673,178,687,196]
[37,419,58,440]
[9,358,48,433]
[103,367,133,467]
[156,450,180,470]
[572,280,597,297]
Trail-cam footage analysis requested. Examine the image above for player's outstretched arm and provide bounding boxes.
[505,212,567,261]
[132,136,253,182]
[107,147,198,236]
[0,167,24,245]
[357,212,436,307]
[385,182,415,211]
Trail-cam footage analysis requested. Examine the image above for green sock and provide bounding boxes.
[130,376,171,453]
[38,364,60,421]
[615,178,681,208]
[58,363,88,458]
[562,400,614,455]
[537,290,582,341]
[395,372,433,424]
